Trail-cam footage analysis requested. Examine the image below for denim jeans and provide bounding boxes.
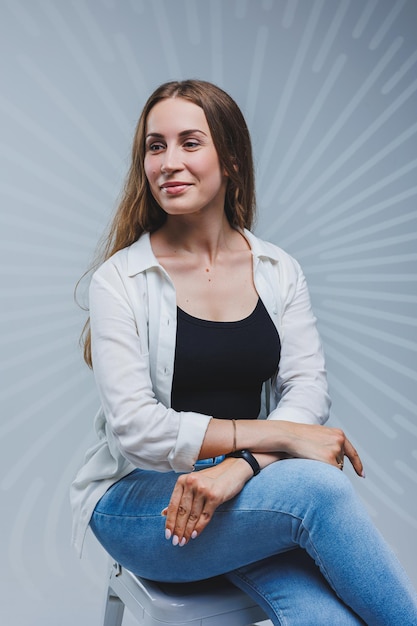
[90,459,417,625]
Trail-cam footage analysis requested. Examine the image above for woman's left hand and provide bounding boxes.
[162,457,254,546]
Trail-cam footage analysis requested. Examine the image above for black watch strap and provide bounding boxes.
[226,449,261,476]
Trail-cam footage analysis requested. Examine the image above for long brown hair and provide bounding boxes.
[80,79,256,367]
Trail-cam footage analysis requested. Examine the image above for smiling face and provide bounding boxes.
[144,97,228,219]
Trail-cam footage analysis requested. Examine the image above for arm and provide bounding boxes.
[268,258,331,425]
[164,420,363,547]
[89,266,211,472]
[165,424,363,547]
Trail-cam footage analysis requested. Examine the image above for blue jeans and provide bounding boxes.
[90,459,417,625]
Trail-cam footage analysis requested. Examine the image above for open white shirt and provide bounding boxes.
[71,229,330,556]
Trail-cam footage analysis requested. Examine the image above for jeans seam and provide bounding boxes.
[229,568,287,626]
[298,520,338,601]
[93,511,163,518]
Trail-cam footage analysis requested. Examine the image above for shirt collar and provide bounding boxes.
[241,229,281,263]
[127,232,160,276]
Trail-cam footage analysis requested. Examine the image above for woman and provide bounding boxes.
[71,80,417,625]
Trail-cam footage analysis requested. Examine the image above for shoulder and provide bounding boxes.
[243,229,302,275]
[93,233,158,284]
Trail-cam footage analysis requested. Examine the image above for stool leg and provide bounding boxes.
[103,589,125,626]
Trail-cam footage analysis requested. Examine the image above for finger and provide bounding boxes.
[172,489,198,545]
[343,437,365,477]
[164,480,185,540]
[191,504,216,538]
[180,495,207,543]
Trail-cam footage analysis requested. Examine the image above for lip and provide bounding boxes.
[160,181,192,195]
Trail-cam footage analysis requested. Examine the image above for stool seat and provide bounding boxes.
[103,562,268,626]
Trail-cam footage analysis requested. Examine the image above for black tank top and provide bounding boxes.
[171,298,281,419]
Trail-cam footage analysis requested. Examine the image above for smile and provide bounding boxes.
[160,182,192,195]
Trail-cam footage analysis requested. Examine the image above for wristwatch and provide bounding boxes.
[226,449,261,476]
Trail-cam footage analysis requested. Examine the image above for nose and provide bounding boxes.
[160,145,182,174]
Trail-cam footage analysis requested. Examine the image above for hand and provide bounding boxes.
[162,458,253,546]
[281,423,364,477]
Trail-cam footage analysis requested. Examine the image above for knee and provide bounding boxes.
[304,461,358,517]
[282,459,356,506]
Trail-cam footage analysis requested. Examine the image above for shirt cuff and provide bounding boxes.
[168,411,213,472]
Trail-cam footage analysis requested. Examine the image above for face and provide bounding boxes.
[144,98,228,218]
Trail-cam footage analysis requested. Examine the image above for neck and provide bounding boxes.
[160,211,242,263]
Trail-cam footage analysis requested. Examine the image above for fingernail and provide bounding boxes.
[361,470,366,478]
[179,537,186,547]
[161,507,168,516]
[191,530,198,539]
[172,535,179,546]
[165,529,172,540]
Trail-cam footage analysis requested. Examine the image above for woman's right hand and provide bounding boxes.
[277,422,364,477]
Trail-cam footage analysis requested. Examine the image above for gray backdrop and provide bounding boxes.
[1,1,416,624]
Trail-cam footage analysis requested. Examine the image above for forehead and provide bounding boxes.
[146,97,209,134]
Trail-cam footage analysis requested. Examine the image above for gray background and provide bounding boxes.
[1,1,416,624]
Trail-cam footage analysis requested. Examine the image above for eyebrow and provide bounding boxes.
[145,129,208,139]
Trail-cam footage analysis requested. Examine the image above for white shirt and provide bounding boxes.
[71,229,330,555]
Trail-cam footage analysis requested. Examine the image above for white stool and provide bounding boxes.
[103,561,269,626]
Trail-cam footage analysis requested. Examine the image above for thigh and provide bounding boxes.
[90,463,301,581]
[89,460,339,582]
[226,549,365,626]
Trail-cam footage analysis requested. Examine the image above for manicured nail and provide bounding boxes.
[361,470,366,478]
[172,535,179,546]
[165,529,172,540]
[161,507,168,516]
[179,537,186,547]
[191,530,198,539]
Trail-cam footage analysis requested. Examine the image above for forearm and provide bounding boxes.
[198,417,293,459]
[252,451,287,469]
[199,417,364,477]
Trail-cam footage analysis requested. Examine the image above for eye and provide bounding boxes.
[147,142,165,152]
[183,139,200,149]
